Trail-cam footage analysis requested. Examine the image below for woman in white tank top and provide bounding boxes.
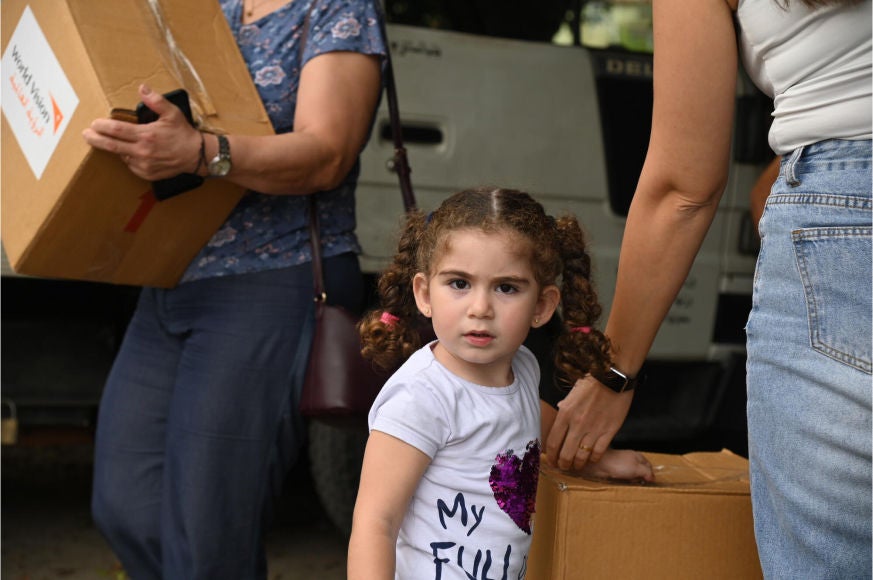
[544,1,872,577]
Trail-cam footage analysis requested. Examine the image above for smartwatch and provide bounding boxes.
[590,366,639,393]
[207,134,232,177]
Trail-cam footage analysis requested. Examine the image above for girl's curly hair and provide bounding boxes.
[359,187,613,384]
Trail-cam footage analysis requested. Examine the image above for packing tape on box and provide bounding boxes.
[143,0,219,131]
[648,462,750,486]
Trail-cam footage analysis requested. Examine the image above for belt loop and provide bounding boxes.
[784,145,805,187]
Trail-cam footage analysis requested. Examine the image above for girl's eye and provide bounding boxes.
[449,279,469,290]
[496,283,518,294]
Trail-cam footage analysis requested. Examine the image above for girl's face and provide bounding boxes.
[413,228,559,387]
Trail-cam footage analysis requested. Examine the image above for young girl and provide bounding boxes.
[348,188,654,579]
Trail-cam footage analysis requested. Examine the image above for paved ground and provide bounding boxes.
[1,429,348,580]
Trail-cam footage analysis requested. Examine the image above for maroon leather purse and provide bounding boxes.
[299,6,416,425]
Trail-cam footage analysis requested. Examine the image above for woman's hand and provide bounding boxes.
[82,84,201,181]
[579,448,654,483]
[544,376,634,471]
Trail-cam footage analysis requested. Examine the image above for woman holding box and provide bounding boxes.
[82,1,386,578]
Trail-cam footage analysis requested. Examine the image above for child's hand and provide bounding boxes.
[577,449,654,483]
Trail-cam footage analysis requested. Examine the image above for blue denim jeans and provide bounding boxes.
[746,139,872,579]
[91,254,363,580]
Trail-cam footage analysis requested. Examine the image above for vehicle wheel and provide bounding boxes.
[307,420,369,537]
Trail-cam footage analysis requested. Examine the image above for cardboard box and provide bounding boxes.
[1,0,274,287]
[528,450,763,580]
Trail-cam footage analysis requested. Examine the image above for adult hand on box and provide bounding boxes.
[545,375,633,471]
[82,84,201,182]
[576,448,654,483]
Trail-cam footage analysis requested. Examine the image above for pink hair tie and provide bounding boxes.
[380,312,400,327]
[571,326,592,334]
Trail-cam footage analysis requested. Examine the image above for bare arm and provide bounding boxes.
[82,51,382,195]
[348,430,431,579]
[546,0,738,470]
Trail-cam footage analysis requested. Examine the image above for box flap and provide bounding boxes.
[66,0,271,132]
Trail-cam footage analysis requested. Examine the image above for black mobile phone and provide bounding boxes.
[136,88,194,125]
[136,89,204,201]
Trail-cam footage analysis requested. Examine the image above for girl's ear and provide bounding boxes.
[533,285,560,328]
[412,272,432,318]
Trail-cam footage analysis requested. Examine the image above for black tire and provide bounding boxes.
[307,420,369,537]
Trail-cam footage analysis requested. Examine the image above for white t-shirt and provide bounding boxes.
[737,0,872,154]
[368,342,542,580]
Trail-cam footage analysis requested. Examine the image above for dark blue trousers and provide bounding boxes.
[91,255,363,580]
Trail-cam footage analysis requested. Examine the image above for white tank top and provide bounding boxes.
[737,0,872,154]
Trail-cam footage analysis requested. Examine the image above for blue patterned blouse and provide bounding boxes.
[180,0,386,283]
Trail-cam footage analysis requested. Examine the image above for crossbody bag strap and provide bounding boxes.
[374,1,416,213]
[308,203,326,301]
[300,2,328,302]
[308,0,416,302]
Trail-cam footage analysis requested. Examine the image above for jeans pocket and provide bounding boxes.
[792,226,872,374]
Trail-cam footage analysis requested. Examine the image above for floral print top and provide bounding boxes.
[181,0,386,283]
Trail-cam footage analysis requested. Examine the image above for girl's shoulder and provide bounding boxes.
[368,344,455,458]
[389,341,439,378]
[514,344,537,367]
[375,343,447,404]
[513,345,540,390]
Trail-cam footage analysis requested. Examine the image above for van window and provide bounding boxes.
[384,1,655,216]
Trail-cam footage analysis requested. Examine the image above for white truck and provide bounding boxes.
[2,6,771,535]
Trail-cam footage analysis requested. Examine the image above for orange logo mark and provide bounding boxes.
[50,93,63,134]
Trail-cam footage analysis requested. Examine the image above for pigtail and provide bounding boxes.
[359,210,429,372]
[551,215,613,385]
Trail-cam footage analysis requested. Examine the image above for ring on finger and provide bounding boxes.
[579,444,593,453]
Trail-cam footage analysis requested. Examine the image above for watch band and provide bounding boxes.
[590,366,639,393]
[208,134,232,177]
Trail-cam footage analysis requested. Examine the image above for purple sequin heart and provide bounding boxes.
[489,440,540,534]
